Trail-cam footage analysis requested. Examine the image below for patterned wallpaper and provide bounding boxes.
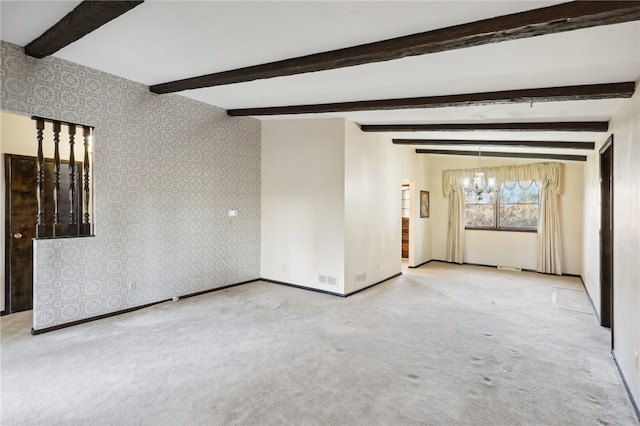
[1,42,261,330]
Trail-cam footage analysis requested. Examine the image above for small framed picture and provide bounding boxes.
[420,191,430,218]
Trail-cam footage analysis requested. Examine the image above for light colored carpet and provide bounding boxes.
[553,287,594,315]
[1,262,637,425]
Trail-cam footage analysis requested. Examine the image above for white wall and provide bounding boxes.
[344,121,407,294]
[560,162,585,275]
[465,230,537,270]
[582,146,602,315]
[262,119,432,295]
[430,156,583,274]
[261,119,346,293]
[611,85,640,409]
[583,85,640,407]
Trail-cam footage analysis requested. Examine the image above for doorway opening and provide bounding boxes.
[599,135,613,343]
[5,154,83,314]
[2,112,93,316]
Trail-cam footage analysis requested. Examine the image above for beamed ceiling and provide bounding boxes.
[2,1,640,161]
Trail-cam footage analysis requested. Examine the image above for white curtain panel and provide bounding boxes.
[536,165,563,275]
[443,162,563,273]
[445,186,465,263]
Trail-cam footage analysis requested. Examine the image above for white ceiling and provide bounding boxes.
[1,1,639,157]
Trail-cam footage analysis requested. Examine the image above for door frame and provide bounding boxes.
[4,154,31,315]
[599,135,614,343]
[3,155,12,315]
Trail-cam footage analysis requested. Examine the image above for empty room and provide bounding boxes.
[1,1,639,424]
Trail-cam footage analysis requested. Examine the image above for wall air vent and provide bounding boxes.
[320,274,338,286]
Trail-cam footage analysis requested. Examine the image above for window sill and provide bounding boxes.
[465,227,537,233]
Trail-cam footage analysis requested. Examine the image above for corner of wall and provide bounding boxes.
[261,118,347,294]
[343,121,403,294]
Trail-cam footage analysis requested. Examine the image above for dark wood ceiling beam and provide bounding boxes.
[150,1,640,94]
[227,82,635,116]
[25,1,145,58]
[362,121,609,132]
[416,149,586,162]
[394,139,594,150]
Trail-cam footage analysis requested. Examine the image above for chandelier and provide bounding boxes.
[463,147,495,201]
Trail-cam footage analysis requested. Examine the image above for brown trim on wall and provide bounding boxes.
[31,274,406,334]
[32,298,171,335]
[576,274,601,324]
[345,273,403,296]
[408,260,434,269]
[262,272,403,298]
[612,350,640,422]
[260,279,345,297]
[428,259,538,273]
[31,278,261,334]
[178,279,260,300]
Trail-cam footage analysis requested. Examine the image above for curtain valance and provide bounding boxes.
[442,162,563,196]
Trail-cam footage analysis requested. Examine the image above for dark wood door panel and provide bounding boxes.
[5,155,82,314]
[402,217,409,258]
[7,157,37,312]
[600,139,613,332]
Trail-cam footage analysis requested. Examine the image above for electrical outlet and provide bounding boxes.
[128,281,137,291]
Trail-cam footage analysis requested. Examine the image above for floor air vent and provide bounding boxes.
[497,265,522,272]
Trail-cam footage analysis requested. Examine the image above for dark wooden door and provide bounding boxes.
[5,155,81,314]
[402,217,409,258]
[600,136,613,335]
[401,186,409,259]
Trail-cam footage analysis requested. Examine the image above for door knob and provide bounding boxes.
[13,233,22,239]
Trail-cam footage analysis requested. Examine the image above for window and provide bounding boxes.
[465,181,540,231]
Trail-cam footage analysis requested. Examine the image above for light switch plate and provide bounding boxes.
[228,209,238,217]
